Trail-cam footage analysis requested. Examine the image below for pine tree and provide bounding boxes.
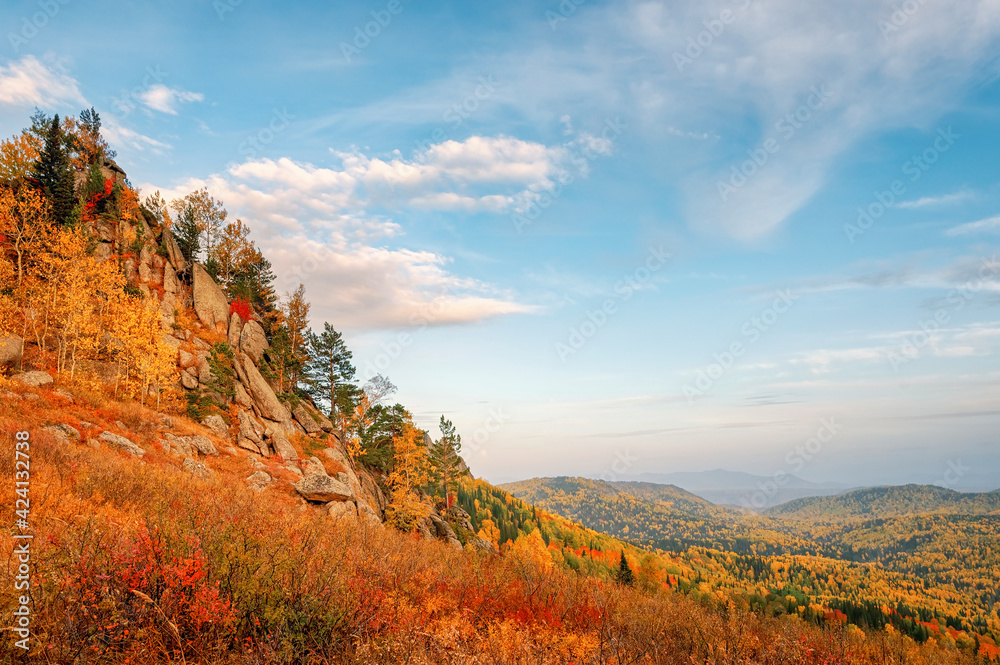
[174,204,201,261]
[305,322,357,419]
[430,416,462,501]
[31,115,76,226]
[616,550,635,586]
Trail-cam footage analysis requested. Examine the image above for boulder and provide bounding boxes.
[357,500,383,526]
[182,458,215,480]
[315,412,334,433]
[99,431,145,457]
[187,435,218,456]
[293,475,354,503]
[162,230,186,273]
[43,424,80,444]
[201,414,229,438]
[246,470,271,491]
[266,428,298,461]
[301,456,327,477]
[0,335,23,367]
[292,403,322,435]
[11,371,53,388]
[239,320,268,364]
[163,262,180,294]
[179,349,196,368]
[192,263,229,330]
[234,383,252,408]
[237,354,294,429]
[180,371,198,390]
[228,312,244,349]
[327,501,358,521]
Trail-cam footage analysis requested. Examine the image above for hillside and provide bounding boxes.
[2,110,1000,662]
[766,485,1000,521]
[624,469,852,508]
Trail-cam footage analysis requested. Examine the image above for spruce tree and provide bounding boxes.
[616,550,635,586]
[175,204,201,261]
[430,416,462,501]
[305,322,357,419]
[31,115,77,225]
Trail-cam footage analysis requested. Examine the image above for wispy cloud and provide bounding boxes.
[896,189,974,209]
[0,55,86,109]
[945,215,1000,236]
[138,84,204,115]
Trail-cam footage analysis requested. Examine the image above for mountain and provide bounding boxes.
[766,484,1000,521]
[621,469,852,509]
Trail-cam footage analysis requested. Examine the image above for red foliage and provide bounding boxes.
[229,297,253,321]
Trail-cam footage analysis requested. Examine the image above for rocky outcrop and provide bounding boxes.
[11,371,53,388]
[239,320,268,364]
[192,263,229,331]
[294,475,354,503]
[99,431,145,457]
[292,402,322,435]
[246,470,271,491]
[237,354,294,432]
[43,423,81,444]
[264,425,298,461]
[160,432,218,457]
[0,335,23,368]
[429,514,463,550]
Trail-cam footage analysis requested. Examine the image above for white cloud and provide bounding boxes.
[945,214,1000,236]
[102,115,171,154]
[896,190,974,209]
[0,55,86,109]
[139,135,561,329]
[138,84,204,115]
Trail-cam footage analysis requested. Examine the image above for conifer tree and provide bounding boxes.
[31,115,76,225]
[616,550,635,587]
[305,322,357,419]
[430,416,463,501]
[174,205,201,261]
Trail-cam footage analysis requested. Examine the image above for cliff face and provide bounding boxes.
[73,176,391,525]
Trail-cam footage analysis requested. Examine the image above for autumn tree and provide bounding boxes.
[305,322,357,419]
[384,414,431,530]
[72,107,115,170]
[0,132,40,184]
[430,416,463,501]
[111,295,177,406]
[213,219,263,294]
[280,284,310,390]
[170,188,226,262]
[0,185,52,288]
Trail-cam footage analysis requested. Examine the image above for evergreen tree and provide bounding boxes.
[616,550,635,586]
[31,115,76,225]
[305,322,357,419]
[175,204,201,261]
[430,416,462,501]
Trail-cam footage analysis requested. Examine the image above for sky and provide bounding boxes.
[2,0,999,489]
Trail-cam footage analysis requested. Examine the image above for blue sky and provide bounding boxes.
[3,0,999,488]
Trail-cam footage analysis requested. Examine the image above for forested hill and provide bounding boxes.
[766,484,1000,521]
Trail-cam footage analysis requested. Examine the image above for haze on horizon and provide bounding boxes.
[2,0,998,489]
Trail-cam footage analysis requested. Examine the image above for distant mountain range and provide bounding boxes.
[619,469,853,509]
[766,484,1000,521]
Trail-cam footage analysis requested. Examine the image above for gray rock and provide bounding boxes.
[178,349,196,368]
[192,263,229,330]
[162,230,186,273]
[328,501,358,521]
[301,456,327,477]
[228,312,244,350]
[53,389,75,402]
[98,431,145,457]
[0,335,23,367]
[357,500,383,525]
[239,320,268,364]
[182,458,215,480]
[187,434,218,456]
[234,383,252,408]
[201,415,229,438]
[238,354,294,428]
[180,371,198,390]
[163,262,180,294]
[293,475,354,503]
[45,423,80,442]
[292,402,322,435]
[246,470,271,491]
[11,371,53,388]
[266,427,298,461]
